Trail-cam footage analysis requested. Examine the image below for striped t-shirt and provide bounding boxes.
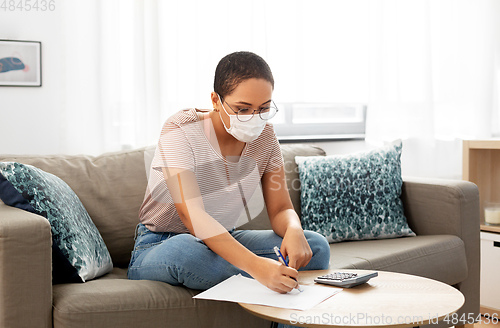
[139,108,284,233]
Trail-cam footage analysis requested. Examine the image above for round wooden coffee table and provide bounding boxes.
[239,270,465,328]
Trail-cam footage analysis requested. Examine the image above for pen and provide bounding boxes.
[273,246,304,292]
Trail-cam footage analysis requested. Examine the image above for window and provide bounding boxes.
[272,103,366,141]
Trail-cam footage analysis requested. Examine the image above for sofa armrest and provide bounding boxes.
[401,176,480,320]
[0,202,52,328]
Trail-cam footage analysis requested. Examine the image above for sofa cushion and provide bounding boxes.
[52,268,270,328]
[0,148,149,268]
[0,162,113,283]
[330,234,468,285]
[296,140,415,243]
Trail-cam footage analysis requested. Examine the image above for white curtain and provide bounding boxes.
[60,0,271,155]
[60,0,500,179]
[366,0,500,179]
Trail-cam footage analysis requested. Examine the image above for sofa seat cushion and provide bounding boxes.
[52,268,269,328]
[329,235,467,285]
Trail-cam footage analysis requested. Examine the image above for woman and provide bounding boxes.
[128,51,330,296]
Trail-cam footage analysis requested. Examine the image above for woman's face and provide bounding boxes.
[215,78,273,128]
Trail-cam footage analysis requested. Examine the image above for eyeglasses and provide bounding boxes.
[220,96,279,122]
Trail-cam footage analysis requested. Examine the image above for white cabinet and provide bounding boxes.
[480,231,500,313]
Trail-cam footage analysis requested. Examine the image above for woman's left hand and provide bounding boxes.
[280,226,312,270]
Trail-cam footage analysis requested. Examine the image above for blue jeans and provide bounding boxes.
[127,223,330,290]
[127,224,330,328]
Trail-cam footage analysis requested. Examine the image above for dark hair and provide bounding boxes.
[214,51,274,98]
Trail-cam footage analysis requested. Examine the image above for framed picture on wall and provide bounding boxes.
[0,40,42,87]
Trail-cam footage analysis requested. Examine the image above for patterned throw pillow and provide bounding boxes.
[295,140,415,243]
[0,162,113,283]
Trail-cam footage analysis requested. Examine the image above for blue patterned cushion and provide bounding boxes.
[0,162,113,283]
[295,140,415,243]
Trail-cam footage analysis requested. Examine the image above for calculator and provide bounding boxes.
[314,271,378,288]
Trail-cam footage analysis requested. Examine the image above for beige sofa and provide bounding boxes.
[0,144,479,328]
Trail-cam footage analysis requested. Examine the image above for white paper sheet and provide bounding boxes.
[193,274,342,310]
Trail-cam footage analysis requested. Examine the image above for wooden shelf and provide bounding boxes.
[481,224,500,234]
[463,139,500,150]
[463,140,500,227]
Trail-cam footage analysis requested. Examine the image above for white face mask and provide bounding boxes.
[218,94,268,143]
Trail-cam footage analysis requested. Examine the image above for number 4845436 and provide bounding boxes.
[443,312,498,325]
[1,0,56,11]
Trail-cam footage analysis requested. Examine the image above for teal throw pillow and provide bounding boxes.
[0,162,113,283]
[295,140,415,243]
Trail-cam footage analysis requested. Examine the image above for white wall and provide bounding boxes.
[0,8,64,155]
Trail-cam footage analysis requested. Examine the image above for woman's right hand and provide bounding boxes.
[249,257,299,293]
